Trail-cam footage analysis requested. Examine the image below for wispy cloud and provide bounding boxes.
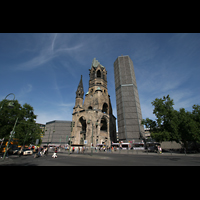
[19,84,32,96]
[17,84,33,105]
[58,103,74,107]
[51,33,57,52]
[16,33,84,71]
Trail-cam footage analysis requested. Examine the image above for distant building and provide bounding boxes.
[114,55,144,142]
[36,123,45,131]
[36,123,46,139]
[144,128,151,138]
[41,120,71,146]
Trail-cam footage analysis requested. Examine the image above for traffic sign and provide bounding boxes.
[36,139,39,145]
[84,140,87,144]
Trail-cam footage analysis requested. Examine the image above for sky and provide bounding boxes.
[0,33,200,127]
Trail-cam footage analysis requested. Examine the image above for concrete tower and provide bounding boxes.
[114,55,144,142]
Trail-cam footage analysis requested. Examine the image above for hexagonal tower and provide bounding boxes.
[114,55,144,142]
[71,58,116,147]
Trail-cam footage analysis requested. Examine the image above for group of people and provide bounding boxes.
[34,146,60,158]
[34,147,49,158]
[70,146,85,154]
[96,146,118,152]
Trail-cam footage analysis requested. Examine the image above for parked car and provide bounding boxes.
[12,148,20,155]
[147,146,157,152]
[22,149,33,156]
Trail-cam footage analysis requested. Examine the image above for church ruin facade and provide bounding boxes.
[71,58,116,147]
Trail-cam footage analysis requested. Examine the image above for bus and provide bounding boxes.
[112,141,145,150]
[111,143,130,149]
[0,138,19,154]
[131,141,145,150]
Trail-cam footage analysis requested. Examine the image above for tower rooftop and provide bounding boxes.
[91,58,104,69]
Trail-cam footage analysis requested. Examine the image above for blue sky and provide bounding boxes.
[0,33,200,126]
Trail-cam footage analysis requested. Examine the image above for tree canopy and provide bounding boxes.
[142,95,200,149]
[0,99,43,146]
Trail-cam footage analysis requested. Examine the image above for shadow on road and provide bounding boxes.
[0,162,38,166]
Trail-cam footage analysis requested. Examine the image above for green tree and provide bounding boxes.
[0,99,42,146]
[0,100,23,139]
[177,108,200,149]
[151,94,174,129]
[150,95,179,142]
[142,95,200,150]
[192,104,200,128]
[151,130,171,142]
[141,118,156,131]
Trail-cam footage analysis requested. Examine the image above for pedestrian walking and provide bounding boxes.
[2,147,10,158]
[18,146,23,157]
[70,146,72,154]
[52,147,57,158]
[82,146,85,154]
[45,147,48,156]
[157,146,162,154]
[38,146,42,157]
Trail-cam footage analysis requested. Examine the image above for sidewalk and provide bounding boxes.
[55,148,200,157]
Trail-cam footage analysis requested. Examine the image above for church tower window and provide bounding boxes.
[97,70,101,78]
[102,103,108,114]
[100,116,107,131]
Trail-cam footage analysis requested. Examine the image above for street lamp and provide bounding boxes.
[69,121,75,155]
[1,93,17,161]
[47,128,51,147]
[2,117,18,160]
[23,132,31,147]
[87,120,93,156]
[0,93,15,111]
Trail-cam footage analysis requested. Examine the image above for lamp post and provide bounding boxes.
[1,93,16,161]
[0,93,15,111]
[23,132,31,147]
[87,120,93,156]
[50,129,55,146]
[69,121,75,155]
[2,117,18,160]
[47,128,51,147]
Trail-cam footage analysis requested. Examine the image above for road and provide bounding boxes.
[1,151,200,166]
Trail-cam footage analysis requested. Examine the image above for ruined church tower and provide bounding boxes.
[71,58,116,147]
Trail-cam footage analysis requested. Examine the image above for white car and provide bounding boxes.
[23,149,33,156]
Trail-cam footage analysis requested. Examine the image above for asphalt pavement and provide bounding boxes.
[1,150,200,166]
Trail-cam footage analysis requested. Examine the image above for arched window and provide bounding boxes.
[88,106,93,110]
[100,116,107,131]
[97,70,101,78]
[102,103,108,114]
[79,117,86,132]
